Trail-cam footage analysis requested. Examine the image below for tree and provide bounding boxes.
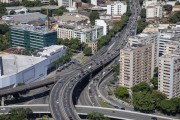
[10,10,16,15]
[171,97,180,113]
[169,11,180,23]
[133,92,155,112]
[114,86,129,99]
[0,24,9,35]
[41,115,49,120]
[50,0,56,5]
[175,1,180,5]
[53,6,67,16]
[160,100,177,115]
[150,77,158,89]
[83,47,92,56]
[137,19,148,34]
[140,8,146,18]
[89,11,99,25]
[131,82,151,93]
[163,5,172,13]
[87,112,110,120]
[151,91,166,109]
[8,108,33,120]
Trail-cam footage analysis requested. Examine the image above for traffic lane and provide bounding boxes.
[0,105,50,114]
[76,106,175,120]
[98,73,133,111]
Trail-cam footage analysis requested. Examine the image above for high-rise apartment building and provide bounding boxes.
[119,43,154,89]
[159,29,180,56]
[164,41,180,54]
[10,25,57,49]
[158,51,180,98]
[106,1,127,16]
[146,4,162,18]
[128,32,159,67]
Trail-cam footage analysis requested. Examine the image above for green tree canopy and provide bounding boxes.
[171,97,180,113]
[175,1,180,5]
[89,11,99,25]
[131,82,151,93]
[133,92,155,111]
[160,100,177,114]
[150,77,158,89]
[83,47,92,56]
[87,112,110,120]
[114,86,129,99]
[137,19,148,34]
[53,6,67,16]
[169,11,180,23]
[151,91,167,109]
[140,8,146,18]
[8,108,33,120]
[0,24,9,35]
[163,5,172,12]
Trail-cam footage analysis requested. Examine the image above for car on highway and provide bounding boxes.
[121,107,125,110]
[151,117,157,120]
[56,100,59,104]
[69,116,73,120]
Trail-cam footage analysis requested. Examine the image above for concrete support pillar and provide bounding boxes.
[1,97,4,106]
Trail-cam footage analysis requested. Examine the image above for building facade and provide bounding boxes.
[164,41,180,55]
[58,0,72,7]
[0,45,66,88]
[107,1,127,16]
[87,41,97,54]
[146,4,162,18]
[10,25,57,49]
[158,52,180,98]
[57,24,103,43]
[119,44,154,89]
[95,19,109,35]
[128,32,159,67]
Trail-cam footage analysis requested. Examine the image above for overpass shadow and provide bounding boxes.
[4,89,50,105]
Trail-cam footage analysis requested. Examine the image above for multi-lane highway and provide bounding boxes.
[49,0,141,119]
[1,105,178,120]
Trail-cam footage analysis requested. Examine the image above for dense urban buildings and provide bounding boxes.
[119,43,154,89]
[0,45,66,88]
[9,25,57,49]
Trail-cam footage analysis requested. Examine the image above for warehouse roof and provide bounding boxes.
[0,54,46,76]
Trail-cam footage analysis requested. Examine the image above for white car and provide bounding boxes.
[0,108,5,110]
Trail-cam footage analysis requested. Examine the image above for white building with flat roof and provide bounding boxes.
[146,4,162,18]
[106,1,127,16]
[0,45,66,88]
[91,0,97,6]
[95,19,109,35]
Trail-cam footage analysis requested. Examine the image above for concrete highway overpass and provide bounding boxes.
[0,104,178,120]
